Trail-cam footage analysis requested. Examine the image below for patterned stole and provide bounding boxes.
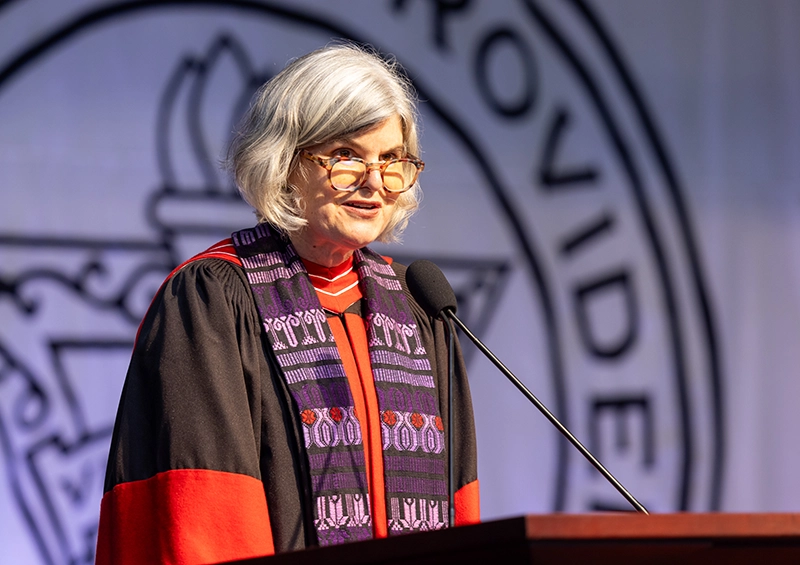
[231,224,448,546]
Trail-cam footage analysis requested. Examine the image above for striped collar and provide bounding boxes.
[302,254,393,314]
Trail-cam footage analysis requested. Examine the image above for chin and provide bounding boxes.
[341,229,384,249]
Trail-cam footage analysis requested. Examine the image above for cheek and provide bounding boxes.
[383,195,402,219]
[298,181,336,220]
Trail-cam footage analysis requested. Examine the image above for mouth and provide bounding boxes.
[344,201,380,211]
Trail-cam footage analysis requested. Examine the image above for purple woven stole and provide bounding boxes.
[232,224,448,545]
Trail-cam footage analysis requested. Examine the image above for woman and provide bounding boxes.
[96,44,479,565]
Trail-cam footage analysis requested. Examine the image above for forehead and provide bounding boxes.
[319,115,404,150]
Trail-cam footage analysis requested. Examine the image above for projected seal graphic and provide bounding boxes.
[0,1,721,563]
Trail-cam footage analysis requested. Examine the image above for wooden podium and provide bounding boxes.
[224,513,800,564]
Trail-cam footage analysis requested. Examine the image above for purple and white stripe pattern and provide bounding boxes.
[353,249,449,536]
[387,497,448,532]
[233,225,448,545]
[381,411,445,454]
[315,494,372,544]
[299,406,362,449]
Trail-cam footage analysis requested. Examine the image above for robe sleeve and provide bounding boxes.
[96,259,275,565]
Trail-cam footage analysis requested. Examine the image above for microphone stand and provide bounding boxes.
[443,315,457,527]
[442,308,649,515]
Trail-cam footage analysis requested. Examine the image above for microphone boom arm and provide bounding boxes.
[442,307,649,515]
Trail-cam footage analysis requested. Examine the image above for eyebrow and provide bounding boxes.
[327,137,405,156]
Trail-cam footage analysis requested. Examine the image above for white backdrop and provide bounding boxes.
[1,0,799,563]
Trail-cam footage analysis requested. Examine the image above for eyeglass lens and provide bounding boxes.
[330,160,418,192]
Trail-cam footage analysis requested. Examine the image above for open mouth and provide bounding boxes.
[345,202,379,210]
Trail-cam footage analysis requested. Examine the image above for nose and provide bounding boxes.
[360,166,384,192]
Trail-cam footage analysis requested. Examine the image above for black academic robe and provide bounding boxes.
[96,249,479,565]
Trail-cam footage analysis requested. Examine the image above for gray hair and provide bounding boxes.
[227,43,422,243]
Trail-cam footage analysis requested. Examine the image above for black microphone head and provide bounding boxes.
[405,259,458,318]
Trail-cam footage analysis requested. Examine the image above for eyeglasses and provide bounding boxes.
[301,150,424,193]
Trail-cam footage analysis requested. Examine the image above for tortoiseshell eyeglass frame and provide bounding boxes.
[300,150,425,193]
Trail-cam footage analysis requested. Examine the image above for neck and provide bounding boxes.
[302,254,354,275]
[289,235,355,268]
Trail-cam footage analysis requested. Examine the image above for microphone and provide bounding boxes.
[405,259,649,515]
[406,259,458,317]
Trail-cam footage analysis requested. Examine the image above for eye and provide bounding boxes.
[381,152,401,162]
[331,148,355,159]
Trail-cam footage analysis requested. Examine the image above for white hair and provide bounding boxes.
[227,43,422,242]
